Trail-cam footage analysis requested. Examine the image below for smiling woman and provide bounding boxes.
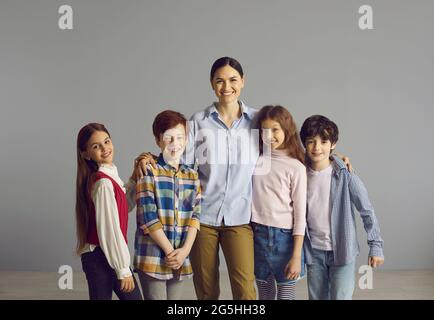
[211,65,244,110]
[135,57,260,300]
[208,58,246,128]
[186,57,259,300]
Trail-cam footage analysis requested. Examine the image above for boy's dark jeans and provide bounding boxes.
[81,247,142,300]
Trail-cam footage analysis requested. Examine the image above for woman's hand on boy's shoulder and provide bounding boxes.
[334,152,353,172]
[134,152,157,179]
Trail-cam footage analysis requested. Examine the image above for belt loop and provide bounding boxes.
[268,226,273,247]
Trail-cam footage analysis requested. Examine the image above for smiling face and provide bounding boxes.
[83,130,114,166]
[211,65,244,104]
[261,118,286,150]
[305,135,336,168]
[157,124,187,164]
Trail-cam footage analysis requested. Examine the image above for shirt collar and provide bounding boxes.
[331,154,348,176]
[157,153,189,173]
[206,100,255,120]
[98,163,118,177]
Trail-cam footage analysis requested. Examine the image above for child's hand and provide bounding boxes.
[119,276,135,293]
[165,247,188,270]
[284,256,301,280]
[134,152,157,179]
[368,256,384,268]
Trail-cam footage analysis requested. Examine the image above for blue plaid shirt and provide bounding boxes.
[134,154,201,280]
[304,155,384,266]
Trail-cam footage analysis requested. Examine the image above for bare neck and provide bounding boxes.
[216,101,242,125]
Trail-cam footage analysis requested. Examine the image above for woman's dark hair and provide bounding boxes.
[257,105,305,164]
[210,56,244,80]
[299,115,339,147]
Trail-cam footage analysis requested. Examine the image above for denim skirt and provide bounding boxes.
[252,222,305,284]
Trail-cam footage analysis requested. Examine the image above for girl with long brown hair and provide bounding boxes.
[76,123,142,300]
[251,105,307,300]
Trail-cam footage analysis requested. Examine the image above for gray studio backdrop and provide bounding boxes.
[1,0,433,272]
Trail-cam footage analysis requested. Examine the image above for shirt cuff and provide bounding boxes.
[116,267,132,280]
[147,221,164,233]
[188,218,200,230]
[369,246,384,258]
[292,226,306,236]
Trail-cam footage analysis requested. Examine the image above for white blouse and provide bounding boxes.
[81,164,136,280]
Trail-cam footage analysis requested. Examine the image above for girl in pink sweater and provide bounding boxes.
[251,105,307,300]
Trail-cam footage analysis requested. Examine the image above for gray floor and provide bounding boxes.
[1,270,433,300]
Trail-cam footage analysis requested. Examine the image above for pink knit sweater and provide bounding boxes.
[251,149,307,235]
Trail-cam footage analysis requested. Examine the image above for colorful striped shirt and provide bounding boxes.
[133,154,201,280]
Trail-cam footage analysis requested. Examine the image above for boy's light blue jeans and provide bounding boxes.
[307,248,356,300]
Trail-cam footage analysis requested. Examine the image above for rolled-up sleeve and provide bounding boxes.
[188,176,201,231]
[136,167,163,233]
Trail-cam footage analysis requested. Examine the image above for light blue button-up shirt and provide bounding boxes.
[304,155,384,266]
[183,101,259,227]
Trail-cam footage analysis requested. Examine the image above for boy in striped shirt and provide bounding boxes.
[134,110,201,300]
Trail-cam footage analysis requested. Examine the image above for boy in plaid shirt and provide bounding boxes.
[134,110,201,300]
